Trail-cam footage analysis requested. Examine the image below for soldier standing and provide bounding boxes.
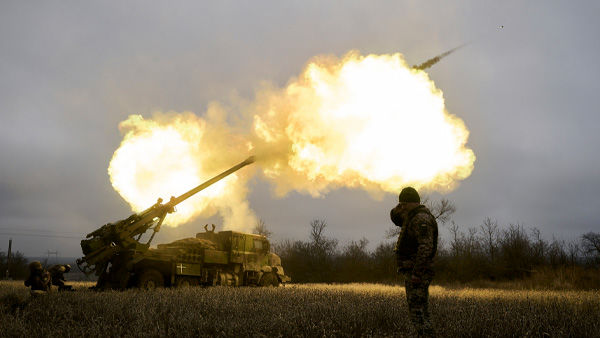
[390,187,438,337]
[24,261,52,296]
[48,264,73,291]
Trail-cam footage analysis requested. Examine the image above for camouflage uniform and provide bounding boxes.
[391,201,438,337]
[24,261,52,296]
[49,264,73,291]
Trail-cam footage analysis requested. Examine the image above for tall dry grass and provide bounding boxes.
[1,281,598,337]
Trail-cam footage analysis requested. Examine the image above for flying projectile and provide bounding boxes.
[412,25,504,71]
[411,44,467,71]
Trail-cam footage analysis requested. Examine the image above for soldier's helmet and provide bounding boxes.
[29,261,43,272]
[64,264,71,273]
[399,187,420,203]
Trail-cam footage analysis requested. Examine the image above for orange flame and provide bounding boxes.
[251,52,475,197]
[108,51,475,228]
[108,113,255,228]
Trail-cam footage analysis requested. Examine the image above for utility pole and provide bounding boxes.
[46,250,58,265]
[6,238,12,280]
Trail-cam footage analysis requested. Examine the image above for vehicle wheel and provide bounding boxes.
[259,272,280,287]
[175,277,197,288]
[137,269,164,290]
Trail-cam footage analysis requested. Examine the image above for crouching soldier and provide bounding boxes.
[391,187,438,337]
[48,264,73,291]
[24,261,52,296]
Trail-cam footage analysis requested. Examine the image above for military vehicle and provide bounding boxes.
[77,156,290,289]
[136,224,289,288]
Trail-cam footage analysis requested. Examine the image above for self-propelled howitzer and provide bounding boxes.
[77,156,255,289]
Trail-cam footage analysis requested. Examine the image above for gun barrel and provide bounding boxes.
[170,156,255,206]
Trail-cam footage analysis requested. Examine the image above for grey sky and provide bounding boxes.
[1,1,599,257]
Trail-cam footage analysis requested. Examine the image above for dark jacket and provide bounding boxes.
[391,204,438,277]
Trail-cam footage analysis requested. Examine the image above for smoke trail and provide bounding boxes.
[411,43,467,70]
[412,25,504,70]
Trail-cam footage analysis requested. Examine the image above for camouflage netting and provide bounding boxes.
[156,238,217,250]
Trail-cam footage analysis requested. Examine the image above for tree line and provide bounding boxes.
[0,251,28,279]
[3,199,599,288]
[259,199,600,288]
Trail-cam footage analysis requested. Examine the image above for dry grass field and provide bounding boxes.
[1,281,599,337]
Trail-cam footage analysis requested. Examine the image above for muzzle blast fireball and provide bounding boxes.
[77,156,255,278]
[107,45,483,231]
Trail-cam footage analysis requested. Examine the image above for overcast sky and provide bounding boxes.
[1,1,599,258]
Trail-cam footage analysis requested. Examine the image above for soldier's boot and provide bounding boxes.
[422,300,435,337]
[410,307,435,337]
[420,319,435,338]
[410,308,424,337]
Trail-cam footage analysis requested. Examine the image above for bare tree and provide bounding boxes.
[567,241,580,266]
[309,219,338,253]
[581,232,600,258]
[547,237,567,267]
[530,228,546,254]
[465,227,479,257]
[449,221,461,256]
[0,250,29,279]
[479,217,499,262]
[343,238,370,261]
[310,219,327,248]
[423,197,456,225]
[499,224,534,276]
[253,218,272,238]
[529,227,549,266]
[307,219,338,282]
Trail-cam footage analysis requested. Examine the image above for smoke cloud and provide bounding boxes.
[108,51,475,230]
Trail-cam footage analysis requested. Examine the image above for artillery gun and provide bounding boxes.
[77,156,289,289]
